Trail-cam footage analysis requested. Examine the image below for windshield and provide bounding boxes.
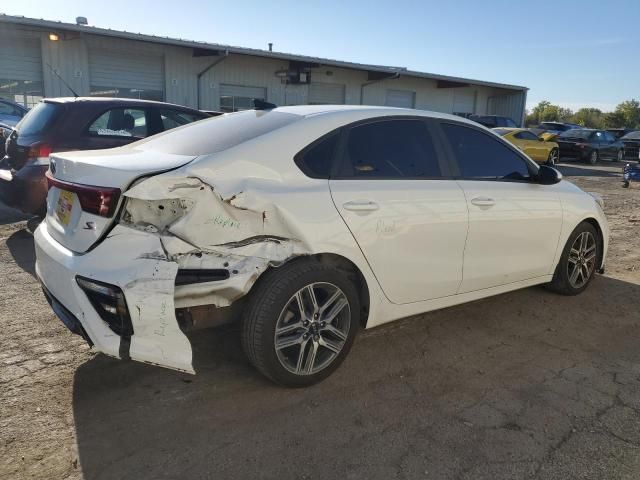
[621,131,640,140]
[559,129,592,139]
[135,110,301,156]
[16,102,62,136]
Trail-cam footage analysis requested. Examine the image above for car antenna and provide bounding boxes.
[45,62,79,97]
[252,99,277,110]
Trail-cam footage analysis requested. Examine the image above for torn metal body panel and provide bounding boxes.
[35,223,194,373]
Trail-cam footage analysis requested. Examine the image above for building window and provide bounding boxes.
[219,84,267,113]
[89,86,163,102]
[219,95,262,113]
[0,79,43,108]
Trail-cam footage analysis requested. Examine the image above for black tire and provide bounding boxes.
[623,181,630,188]
[242,259,360,387]
[547,222,600,296]
[547,148,559,166]
[588,149,599,165]
[617,149,624,162]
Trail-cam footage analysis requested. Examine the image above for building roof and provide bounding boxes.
[0,13,527,92]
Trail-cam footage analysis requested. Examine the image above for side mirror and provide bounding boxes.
[537,165,562,185]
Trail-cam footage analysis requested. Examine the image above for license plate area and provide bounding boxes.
[55,190,74,226]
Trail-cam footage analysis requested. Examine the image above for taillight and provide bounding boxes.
[45,171,121,217]
[27,143,53,163]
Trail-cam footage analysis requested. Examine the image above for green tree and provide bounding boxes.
[614,99,640,128]
[526,100,573,126]
[571,108,604,128]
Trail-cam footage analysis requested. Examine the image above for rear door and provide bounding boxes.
[329,117,468,304]
[438,121,563,293]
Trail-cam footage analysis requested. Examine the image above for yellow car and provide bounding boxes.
[493,128,560,166]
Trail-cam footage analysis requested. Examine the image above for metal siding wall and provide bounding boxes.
[487,90,525,125]
[0,36,42,81]
[385,89,415,108]
[308,82,346,104]
[41,34,90,97]
[89,50,164,90]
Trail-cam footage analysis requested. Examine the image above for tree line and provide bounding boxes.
[525,99,640,129]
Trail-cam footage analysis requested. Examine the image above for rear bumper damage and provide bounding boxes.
[35,174,308,372]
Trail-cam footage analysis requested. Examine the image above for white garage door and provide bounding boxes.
[219,84,267,112]
[308,82,345,104]
[89,50,164,100]
[385,90,415,109]
[0,37,43,107]
[453,90,475,115]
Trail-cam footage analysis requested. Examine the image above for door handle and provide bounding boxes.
[342,200,379,212]
[470,197,496,207]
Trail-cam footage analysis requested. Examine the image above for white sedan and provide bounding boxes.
[35,106,608,387]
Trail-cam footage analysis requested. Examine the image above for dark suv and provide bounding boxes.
[0,97,209,214]
[469,115,518,128]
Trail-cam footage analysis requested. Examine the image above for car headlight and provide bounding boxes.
[588,192,605,209]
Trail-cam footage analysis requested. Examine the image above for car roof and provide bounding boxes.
[0,97,28,111]
[43,97,204,112]
[268,104,478,125]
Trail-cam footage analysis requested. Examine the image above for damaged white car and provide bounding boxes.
[35,105,609,386]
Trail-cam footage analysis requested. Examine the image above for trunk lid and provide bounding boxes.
[45,146,197,253]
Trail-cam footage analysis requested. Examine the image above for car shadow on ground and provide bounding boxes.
[6,228,36,277]
[72,275,640,480]
[556,162,622,178]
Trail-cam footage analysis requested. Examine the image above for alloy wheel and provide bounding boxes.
[590,150,598,164]
[567,231,596,289]
[548,149,558,166]
[274,282,350,375]
[618,150,624,162]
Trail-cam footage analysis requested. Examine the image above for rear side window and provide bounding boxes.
[441,123,531,180]
[295,132,339,178]
[88,108,149,138]
[159,109,205,131]
[16,102,61,136]
[339,119,441,178]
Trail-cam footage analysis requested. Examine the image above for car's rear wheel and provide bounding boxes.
[589,149,599,165]
[242,259,360,387]
[548,222,600,295]
[547,148,559,166]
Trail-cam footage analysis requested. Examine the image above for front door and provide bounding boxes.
[329,118,468,304]
[438,121,563,293]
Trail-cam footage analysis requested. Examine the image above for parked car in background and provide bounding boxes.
[556,129,624,164]
[0,98,28,127]
[0,97,210,215]
[532,122,583,139]
[493,128,560,165]
[607,128,637,139]
[620,130,640,161]
[469,114,518,128]
[35,106,608,386]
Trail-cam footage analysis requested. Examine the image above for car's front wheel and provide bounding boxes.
[548,222,600,295]
[242,259,360,387]
[617,149,624,162]
[588,149,599,165]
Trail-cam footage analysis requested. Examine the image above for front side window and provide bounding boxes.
[87,108,148,138]
[441,123,531,180]
[340,119,441,178]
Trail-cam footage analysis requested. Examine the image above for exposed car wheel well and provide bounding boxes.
[276,254,371,328]
[582,217,604,269]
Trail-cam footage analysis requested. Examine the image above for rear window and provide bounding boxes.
[493,128,511,136]
[559,129,592,139]
[134,110,299,156]
[16,102,61,136]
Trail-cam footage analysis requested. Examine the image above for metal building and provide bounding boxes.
[0,14,528,124]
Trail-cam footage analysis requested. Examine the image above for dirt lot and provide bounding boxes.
[1,162,639,480]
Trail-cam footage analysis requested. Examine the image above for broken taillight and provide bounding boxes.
[45,171,121,217]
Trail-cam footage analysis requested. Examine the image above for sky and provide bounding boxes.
[3,0,640,112]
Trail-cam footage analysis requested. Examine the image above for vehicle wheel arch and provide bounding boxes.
[582,217,605,269]
[261,253,371,328]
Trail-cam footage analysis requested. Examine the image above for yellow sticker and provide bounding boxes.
[56,190,74,226]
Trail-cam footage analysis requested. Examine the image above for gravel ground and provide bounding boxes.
[1,161,639,480]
